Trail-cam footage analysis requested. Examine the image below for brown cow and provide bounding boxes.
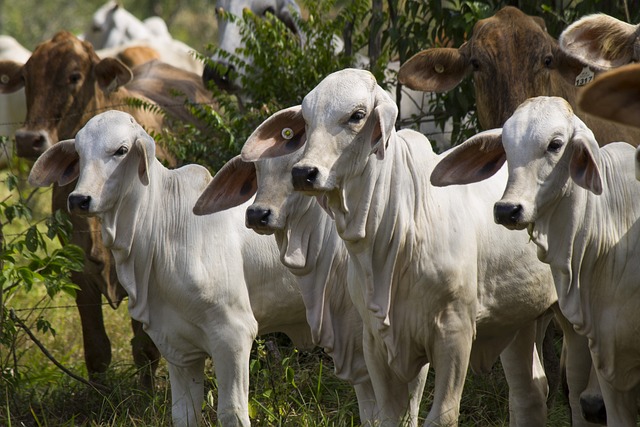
[0,31,212,386]
[397,6,640,148]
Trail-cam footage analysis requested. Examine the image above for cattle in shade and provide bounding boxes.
[0,30,212,386]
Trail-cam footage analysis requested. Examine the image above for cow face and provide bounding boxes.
[68,111,154,216]
[399,6,584,131]
[203,0,302,91]
[6,31,133,160]
[291,69,396,194]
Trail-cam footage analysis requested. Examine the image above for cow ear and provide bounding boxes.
[241,105,306,161]
[559,14,637,69]
[0,60,25,94]
[95,57,133,93]
[431,129,505,187]
[370,86,398,160]
[398,48,470,93]
[569,115,603,195]
[134,137,151,186]
[193,155,257,215]
[28,139,79,187]
[577,64,640,129]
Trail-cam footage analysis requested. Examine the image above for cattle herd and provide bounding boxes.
[3,1,640,426]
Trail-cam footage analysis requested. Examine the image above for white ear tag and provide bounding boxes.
[575,66,594,87]
[281,127,294,139]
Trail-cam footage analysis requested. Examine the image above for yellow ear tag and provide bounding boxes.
[281,127,294,140]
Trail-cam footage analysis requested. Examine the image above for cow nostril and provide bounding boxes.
[246,207,271,228]
[32,135,46,149]
[68,194,92,212]
[493,202,523,225]
[292,166,319,190]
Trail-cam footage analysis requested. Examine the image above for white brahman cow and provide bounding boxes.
[193,148,430,425]
[430,95,640,426]
[27,110,312,427]
[83,0,204,74]
[238,68,560,426]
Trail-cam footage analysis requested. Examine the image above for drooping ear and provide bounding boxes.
[28,139,79,187]
[133,137,151,185]
[569,115,602,195]
[559,14,638,69]
[431,129,505,187]
[577,64,640,129]
[398,47,470,93]
[369,86,398,160]
[0,60,25,94]
[94,57,133,93]
[241,105,306,161]
[193,155,257,215]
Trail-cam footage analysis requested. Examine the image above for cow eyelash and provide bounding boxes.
[349,109,366,123]
[547,138,563,153]
[114,146,129,156]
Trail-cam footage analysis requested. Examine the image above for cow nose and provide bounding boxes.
[15,129,51,159]
[291,166,319,191]
[202,62,236,91]
[68,194,92,213]
[493,201,523,226]
[580,394,607,425]
[246,206,271,229]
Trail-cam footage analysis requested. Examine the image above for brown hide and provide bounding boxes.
[398,6,640,146]
[4,31,212,381]
[116,45,161,68]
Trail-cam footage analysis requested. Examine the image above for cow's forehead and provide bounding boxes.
[503,97,573,150]
[469,7,548,50]
[75,111,140,153]
[302,69,376,120]
[27,33,93,70]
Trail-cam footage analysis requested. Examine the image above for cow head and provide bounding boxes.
[398,6,585,131]
[202,0,302,91]
[29,110,154,216]
[430,96,602,230]
[0,31,134,160]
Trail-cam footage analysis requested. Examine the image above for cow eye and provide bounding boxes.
[544,55,554,68]
[69,72,82,85]
[349,110,366,123]
[470,58,480,71]
[547,138,562,153]
[115,146,129,156]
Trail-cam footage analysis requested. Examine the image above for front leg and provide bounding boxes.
[595,371,637,427]
[167,359,206,427]
[425,309,474,427]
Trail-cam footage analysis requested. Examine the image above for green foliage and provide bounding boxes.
[0,165,83,392]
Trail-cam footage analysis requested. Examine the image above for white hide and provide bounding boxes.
[242,69,558,426]
[433,96,640,425]
[28,111,311,427]
[0,35,31,167]
[83,1,204,74]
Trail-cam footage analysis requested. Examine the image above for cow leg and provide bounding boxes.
[499,322,548,426]
[555,310,602,426]
[362,328,411,426]
[74,272,111,380]
[130,318,161,390]
[353,379,377,426]
[424,314,473,426]
[167,359,206,427]
[594,374,637,427]
[407,363,429,426]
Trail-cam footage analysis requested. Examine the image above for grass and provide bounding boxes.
[0,158,572,426]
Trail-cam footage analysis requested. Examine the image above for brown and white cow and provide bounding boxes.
[0,30,212,385]
[397,6,640,148]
